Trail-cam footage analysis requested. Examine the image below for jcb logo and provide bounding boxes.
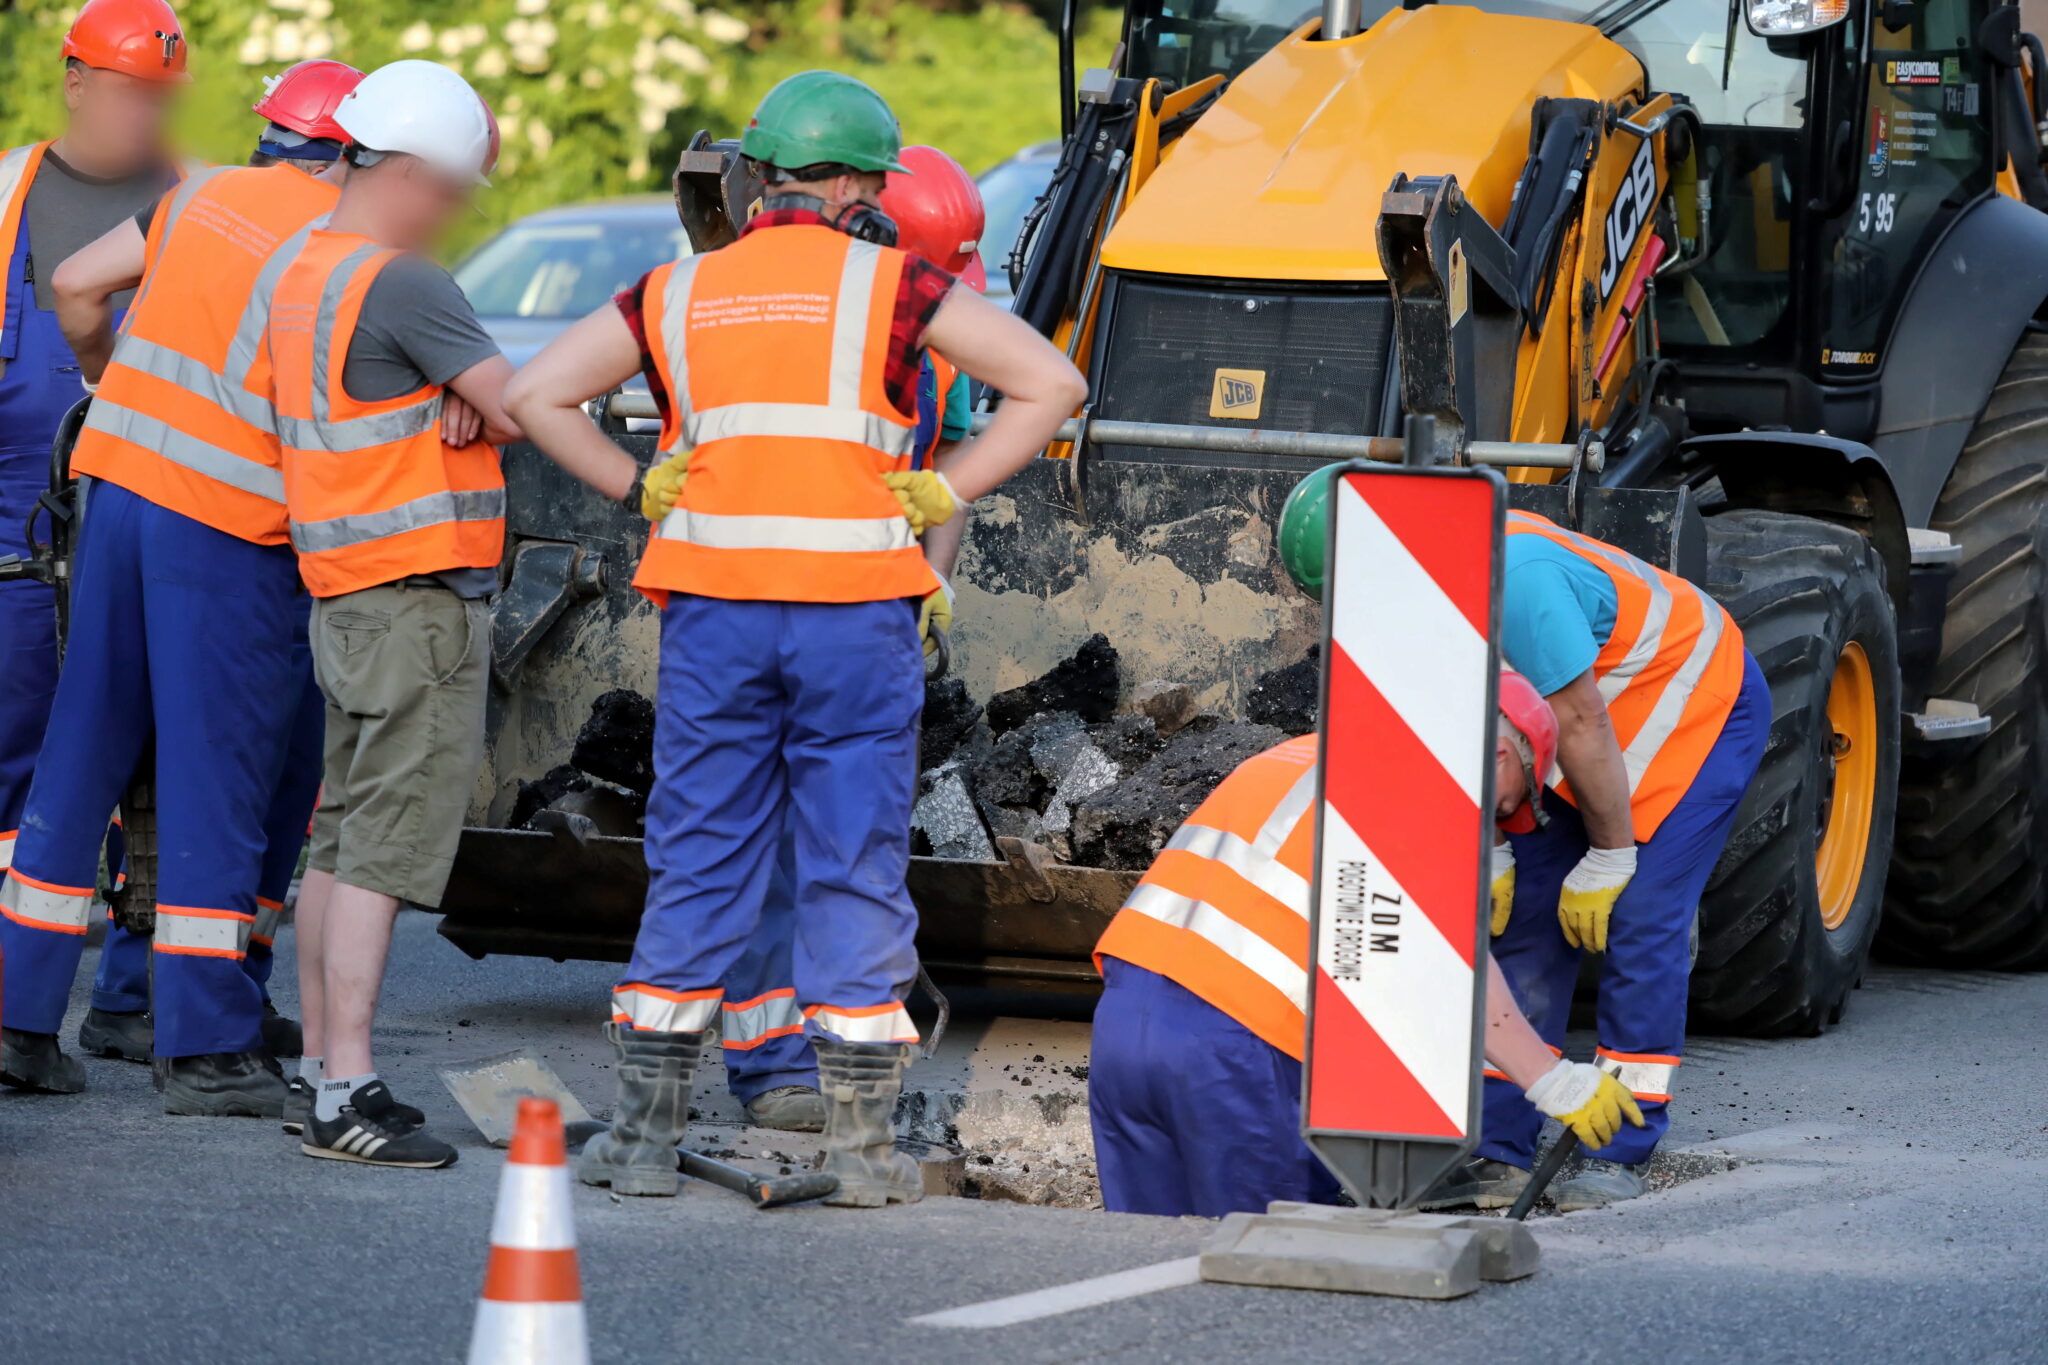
[1598,139,1659,302]
[1209,368,1265,420]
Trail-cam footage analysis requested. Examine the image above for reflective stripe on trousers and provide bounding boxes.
[251,895,283,948]
[1597,1047,1680,1102]
[154,905,253,960]
[0,869,92,934]
[721,987,804,1050]
[804,1001,917,1044]
[611,982,720,1033]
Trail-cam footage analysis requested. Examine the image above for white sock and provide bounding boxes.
[315,1072,376,1122]
[298,1056,323,1084]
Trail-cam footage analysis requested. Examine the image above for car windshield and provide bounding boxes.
[454,214,691,318]
[978,153,1058,299]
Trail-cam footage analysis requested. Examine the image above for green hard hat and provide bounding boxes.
[740,70,909,175]
[1278,463,1342,602]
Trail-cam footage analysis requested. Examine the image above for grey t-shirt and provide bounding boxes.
[26,153,163,310]
[345,255,505,597]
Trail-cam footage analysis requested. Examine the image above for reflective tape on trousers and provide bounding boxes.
[652,506,915,556]
[251,898,283,946]
[0,871,92,934]
[1596,1049,1679,1100]
[721,989,804,1049]
[291,486,505,555]
[611,983,720,1033]
[803,1002,918,1044]
[154,906,253,958]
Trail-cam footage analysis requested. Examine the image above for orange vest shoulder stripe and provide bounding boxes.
[632,225,937,606]
[1094,735,1320,1059]
[73,164,338,545]
[269,229,505,597]
[1505,511,1747,839]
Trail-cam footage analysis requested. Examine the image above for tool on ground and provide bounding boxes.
[1507,1134,1580,1222]
[469,1098,590,1365]
[439,1049,594,1147]
[560,1118,839,1208]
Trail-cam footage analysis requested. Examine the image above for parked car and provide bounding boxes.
[976,142,1059,304]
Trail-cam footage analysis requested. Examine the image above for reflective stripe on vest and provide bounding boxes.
[74,165,339,543]
[0,143,50,358]
[721,988,804,1050]
[154,905,253,959]
[270,231,505,595]
[633,228,934,605]
[611,982,719,1033]
[804,1001,918,1044]
[1596,1047,1680,1102]
[1093,735,1321,1059]
[0,869,92,935]
[1505,511,1745,841]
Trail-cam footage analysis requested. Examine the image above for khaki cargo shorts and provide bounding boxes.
[306,581,489,908]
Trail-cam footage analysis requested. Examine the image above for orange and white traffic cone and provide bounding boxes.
[468,1097,591,1365]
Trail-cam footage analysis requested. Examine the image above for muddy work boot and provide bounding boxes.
[259,1003,303,1059]
[0,1028,87,1093]
[79,1008,153,1063]
[1551,1157,1646,1211]
[815,1040,923,1208]
[158,1051,290,1117]
[577,1023,705,1197]
[744,1085,826,1133]
[1416,1156,1531,1211]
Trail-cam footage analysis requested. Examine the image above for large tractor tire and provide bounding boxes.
[1690,510,1900,1036]
[1885,333,2048,968]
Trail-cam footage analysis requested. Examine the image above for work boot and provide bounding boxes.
[815,1039,923,1208]
[1416,1156,1531,1211]
[79,1008,153,1063]
[1551,1158,1646,1211]
[157,1051,290,1118]
[576,1023,705,1197]
[260,1003,303,1059]
[744,1085,826,1133]
[0,1028,87,1094]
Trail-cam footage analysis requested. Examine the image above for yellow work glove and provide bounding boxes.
[1490,841,1515,937]
[1524,1059,1646,1150]
[639,451,689,522]
[918,573,955,659]
[1558,845,1636,953]
[882,470,959,536]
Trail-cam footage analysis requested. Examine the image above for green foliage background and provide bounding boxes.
[0,0,1117,254]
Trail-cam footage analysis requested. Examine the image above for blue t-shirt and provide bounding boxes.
[1500,534,1620,696]
[912,361,972,468]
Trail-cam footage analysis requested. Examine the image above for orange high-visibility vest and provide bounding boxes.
[1505,510,1746,841]
[0,141,54,359]
[632,224,937,605]
[267,229,504,597]
[72,165,339,545]
[1094,735,1320,1060]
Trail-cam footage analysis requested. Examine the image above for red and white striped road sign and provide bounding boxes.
[1303,462,1504,1207]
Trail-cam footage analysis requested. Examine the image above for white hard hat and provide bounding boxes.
[335,59,498,187]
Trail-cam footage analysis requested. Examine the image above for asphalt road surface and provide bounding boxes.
[3,914,2043,1363]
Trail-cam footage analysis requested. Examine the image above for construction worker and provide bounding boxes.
[41,59,370,1080]
[1280,476,1770,1210]
[715,143,993,1134]
[267,60,518,1168]
[0,0,188,1041]
[502,70,1085,1205]
[1088,678,1645,1217]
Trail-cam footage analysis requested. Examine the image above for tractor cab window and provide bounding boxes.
[1126,0,1322,87]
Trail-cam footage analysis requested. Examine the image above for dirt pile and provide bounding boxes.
[513,688,656,836]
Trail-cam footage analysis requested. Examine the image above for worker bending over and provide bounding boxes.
[15,61,371,1097]
[266,61,519,1167]
[1089,677,1644,1217]
[715,143,993,1134]
[505,71,1085,1206]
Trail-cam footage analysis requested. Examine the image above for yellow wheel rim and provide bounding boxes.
[1816,641,1878,930]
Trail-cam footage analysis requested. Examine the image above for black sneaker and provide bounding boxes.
[302,1081,456,1168]
[283,1076,426,1136]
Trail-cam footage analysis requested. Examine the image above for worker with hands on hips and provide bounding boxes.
[504,71,1085,1208]
[1087,673,1644,1218]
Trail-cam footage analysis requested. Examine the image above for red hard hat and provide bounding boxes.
[252,60,365,142]
[63,0,190,84]
[479,96,502,181]
[880,145,987,291]
[1497,669,1559,835]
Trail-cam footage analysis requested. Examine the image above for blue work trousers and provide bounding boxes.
[0,482,300,1056]
[1091,958,1340,1217]
[622,595,923,1042]
[90,601,324,1014]
[717,823,819,1105]
[1479,651,1771,1167]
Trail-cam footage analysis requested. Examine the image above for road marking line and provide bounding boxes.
[909,1256,1204,1328]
